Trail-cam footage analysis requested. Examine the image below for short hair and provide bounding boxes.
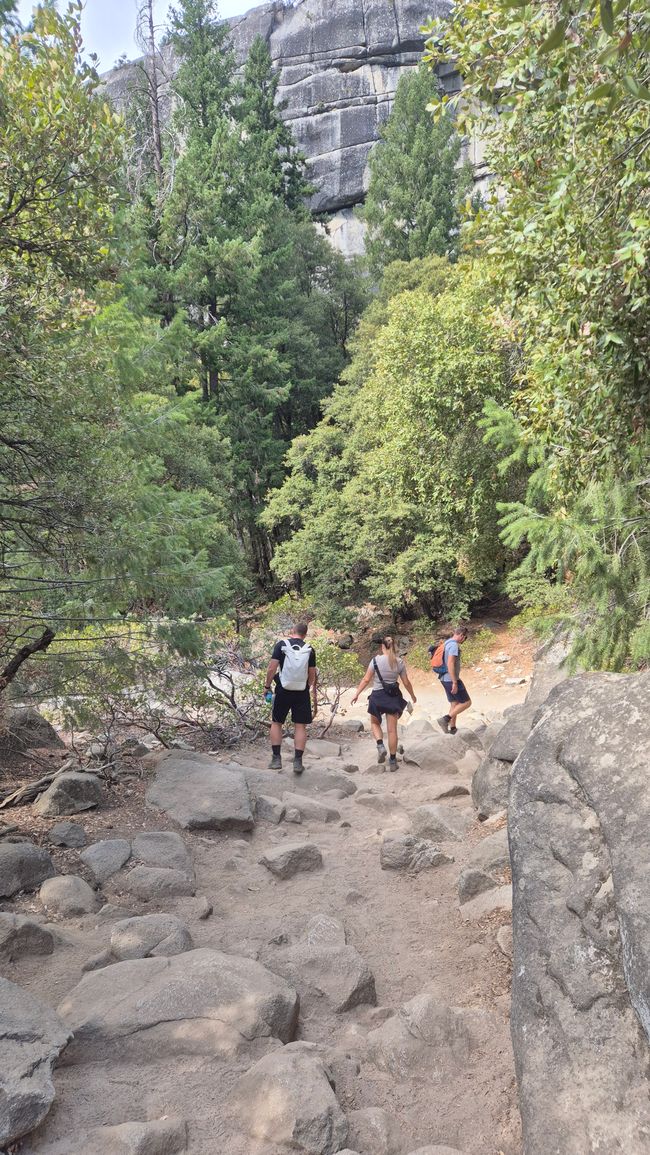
[454,623,469,638]
[293,622,309,638]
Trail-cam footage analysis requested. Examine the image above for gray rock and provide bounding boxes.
[458,885,512,923]
[285,807,302,824]
[429,779,470,800]
[305,913,346,947]
[131,831,192,875]
[0,977,71,1147]
[255,794,286,824]
[33,771,103,816]
[81,839,131,883]
[0,840,55,897]
[509,671,650,1153]
[281,791,340,823]
[490,633,570,764]
[457,868,498,905]
[339,719,364,733]
[0,914,54,963]
[380,833,454,873]
[407,1148,467,1155]
[110,914,193,960]
[47,820,87,847]
[260,842,323,879]
[268,942,376,1012]
[402,734,467,774]
[232,1044,348,1154]
[57,948,299,1061]
[38,1117,188,1154]
[411,804,472,843]
[121,866,196,899]
[465,826,509,875]
[299,737,342,759]
[471,756,512,819]
[366,991,487,1078]
[354,791,407,815]
[40,874,98,916]
[0,706,64,751]
[146,752,253,831]
[347,1107,401,1155]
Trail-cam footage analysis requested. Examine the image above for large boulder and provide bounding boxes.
[120,866,196,899]
[57,948,299,1061]
[489,633,570,765]
[0,840,55,897]
[509,672,650,1153]
[0,978,71,1147]
[232,1044,348,1154]
[0,706,64,752]
[33,771,103,817]
[146,752,253,831]
[470,757,511,820]
[40,874,99,917]
[402,734,467,774]
[281,791,340,823]
[0,914,54,963]
[267,942,376,1012]
[346,1108,401,1155]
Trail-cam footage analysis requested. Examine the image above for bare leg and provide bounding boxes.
[293,722,307,754]
[385,713,399,757]
[370,716,384,743]
[270,720,284,747]
[449,698,472,727]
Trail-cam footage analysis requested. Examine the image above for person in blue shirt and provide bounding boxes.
[437,625,472,734]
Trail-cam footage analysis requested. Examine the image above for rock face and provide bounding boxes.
[146,752,254,831]
[233,1044,348,1154]
[57,948,299,1060]
[0,978,71,1147]
[102,0,458,255]
[509,672,650,1154]
[0,841,55,897]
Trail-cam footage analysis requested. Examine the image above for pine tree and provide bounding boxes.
[362,65,470,277]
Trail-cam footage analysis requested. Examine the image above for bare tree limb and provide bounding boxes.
[0,626,55,693]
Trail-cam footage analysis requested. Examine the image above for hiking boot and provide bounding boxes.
[376,743,387,764]
[437,715,451,734]
[388,756,398,772]
[268,753,282,770]
[449,726,458,735]
[292,757,304,775]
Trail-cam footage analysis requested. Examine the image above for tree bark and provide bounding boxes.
[0,627,55,695]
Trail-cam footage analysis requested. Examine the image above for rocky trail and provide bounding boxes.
[2,639,650,1155]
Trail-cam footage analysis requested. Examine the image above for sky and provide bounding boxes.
[16,0,252,70]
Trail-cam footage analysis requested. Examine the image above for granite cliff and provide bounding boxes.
[103,0,466,255]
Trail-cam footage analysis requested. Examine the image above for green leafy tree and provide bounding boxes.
[263,259,520,619]
[362,65,471,278]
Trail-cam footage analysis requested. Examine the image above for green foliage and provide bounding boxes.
[362,65,471,278]
[425,0,650,489]
[263,258,520,618]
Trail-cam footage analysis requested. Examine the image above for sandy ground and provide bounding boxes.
[3,630,532,1155]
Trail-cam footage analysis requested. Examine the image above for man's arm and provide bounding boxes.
[264,659,280,691]
[447,653,459,693]
[308,665,318,717]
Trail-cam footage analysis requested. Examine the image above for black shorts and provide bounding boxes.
[368,688,407,719]
[442,678,470,704]
[272,685,313,725]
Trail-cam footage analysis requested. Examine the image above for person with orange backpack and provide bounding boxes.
[429,624,472,734]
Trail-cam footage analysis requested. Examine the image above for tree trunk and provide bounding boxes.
[0,627,55,696]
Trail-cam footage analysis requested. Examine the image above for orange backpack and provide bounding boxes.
[430,639,448,676]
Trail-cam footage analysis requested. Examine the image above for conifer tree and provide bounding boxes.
[362,65,470,278]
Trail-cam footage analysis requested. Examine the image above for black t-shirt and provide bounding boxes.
[271,637,316,687]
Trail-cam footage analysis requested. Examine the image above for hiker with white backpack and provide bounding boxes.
[264,622,317,774]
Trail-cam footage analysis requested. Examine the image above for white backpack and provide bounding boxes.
[278,638,312,691]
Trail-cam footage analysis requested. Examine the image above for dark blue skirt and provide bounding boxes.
[368,688,407,718]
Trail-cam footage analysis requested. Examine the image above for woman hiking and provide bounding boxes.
[350,635,416,771]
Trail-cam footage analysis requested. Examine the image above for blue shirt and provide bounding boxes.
[441,638,460,683]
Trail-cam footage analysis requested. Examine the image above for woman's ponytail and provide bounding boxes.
[382,635,399,671]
